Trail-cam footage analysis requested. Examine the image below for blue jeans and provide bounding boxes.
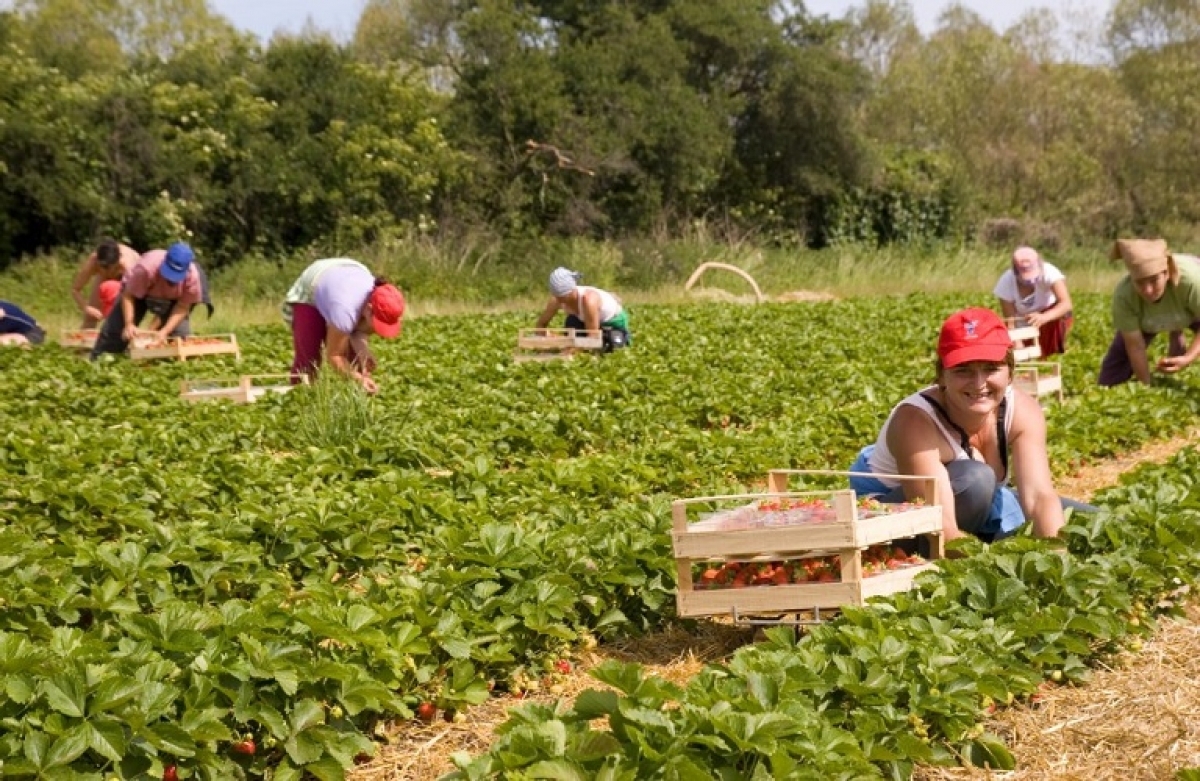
[849,446,1096,542]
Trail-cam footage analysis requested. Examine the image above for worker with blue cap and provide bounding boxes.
[91,242,211,358]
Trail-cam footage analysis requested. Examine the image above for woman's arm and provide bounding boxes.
[998,299,1018,320]
[71,257,101,318]
[886,405,966,541]
[534,298,561,329]
[1156,331,1200,374]
[579,290,602,332]
[1008,390,1065,538]
[326,325,378,393]
[1121,331,1154,384]
[1027,280,1072,327]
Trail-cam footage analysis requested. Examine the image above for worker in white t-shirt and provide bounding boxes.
[993,246,1074,355]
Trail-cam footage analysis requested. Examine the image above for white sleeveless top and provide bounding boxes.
[866,385,1015,488]
[571,285,621,323]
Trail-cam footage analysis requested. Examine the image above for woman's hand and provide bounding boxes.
[359,376,379,395]
[123,323,142,342]
[1024,311,1046,327]
[1157,355,1191,374]
[85,306,104,321]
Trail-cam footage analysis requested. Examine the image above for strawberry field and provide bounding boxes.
[5,293,1200,780]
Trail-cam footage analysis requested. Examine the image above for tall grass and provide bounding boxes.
[285,370,380,451]
[2,237,1128,334]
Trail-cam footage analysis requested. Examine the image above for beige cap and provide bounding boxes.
[1111,238,1176,282]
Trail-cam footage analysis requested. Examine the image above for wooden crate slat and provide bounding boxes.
[180,373,299,403]
[857,562,939,599]
[1012,345,1042,362]
[853,507,943,547]
[1007,325,1039,342]
[672,507,939,557]
[515,327,604,361]
[1014,361,1064,401]
[672,526,857,558]
[675,563,939,617]
[677,582,860,617]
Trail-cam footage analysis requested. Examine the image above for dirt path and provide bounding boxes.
[352,431,1200,781]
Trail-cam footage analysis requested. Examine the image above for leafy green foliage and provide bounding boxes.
[2,293,1200,777]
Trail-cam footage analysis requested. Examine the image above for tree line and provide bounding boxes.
[1,0,1197,271]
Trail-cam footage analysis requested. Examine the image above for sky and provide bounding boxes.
[207,0,1115,42]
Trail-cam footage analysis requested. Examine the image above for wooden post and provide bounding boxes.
[832,490,855,522]
[672,500,695,599]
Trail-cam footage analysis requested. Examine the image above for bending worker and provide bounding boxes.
[1098,238,1200,386]
[90,242,203,358]
[282,257,406,394]
[849,308,1090,545]
[535,267,630,351]
[71,238,139,327]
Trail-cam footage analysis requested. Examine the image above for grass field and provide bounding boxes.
[3,241,1127,334]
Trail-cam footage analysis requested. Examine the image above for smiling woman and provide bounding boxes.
[848,307,1092,545]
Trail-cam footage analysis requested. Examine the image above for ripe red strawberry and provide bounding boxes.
[163,765,179,781]
[416,701,437,722]
[554,659,571,674]
[231,739,256,756]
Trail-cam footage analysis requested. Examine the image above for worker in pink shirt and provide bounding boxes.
[91,242,207,359]
[70,238,140,327]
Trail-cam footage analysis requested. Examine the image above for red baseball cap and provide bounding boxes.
[369,283,405,338]
[98,280,122,317]
[937,308,1012,368]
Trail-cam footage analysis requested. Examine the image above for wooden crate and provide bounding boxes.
[1014,361,1063,402]
[179,374,303,404]
[514,328,604,362]
[59,329,100,350]
[1005,318,1042,361]
[672,471,944,618]
[1012,343,1042,362]
[130,333,241,362]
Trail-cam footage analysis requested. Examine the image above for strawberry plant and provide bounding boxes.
[3,293,1200,777]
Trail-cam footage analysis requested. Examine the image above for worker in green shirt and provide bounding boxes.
[1099,238,1200,386]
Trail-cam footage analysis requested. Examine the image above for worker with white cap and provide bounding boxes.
[534,267,630,352]
[993,245,1074,356]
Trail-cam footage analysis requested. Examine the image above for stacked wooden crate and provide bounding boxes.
[670,471,943,619]
[1005,319,1063,401]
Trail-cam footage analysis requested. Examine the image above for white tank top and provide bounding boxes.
[867,385,1015,488]
[572,285,621,323]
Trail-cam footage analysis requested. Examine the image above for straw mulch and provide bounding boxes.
[915,604,1200,780]
[352,430,1200,781]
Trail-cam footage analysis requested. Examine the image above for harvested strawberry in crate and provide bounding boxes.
[671,470,943,619]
